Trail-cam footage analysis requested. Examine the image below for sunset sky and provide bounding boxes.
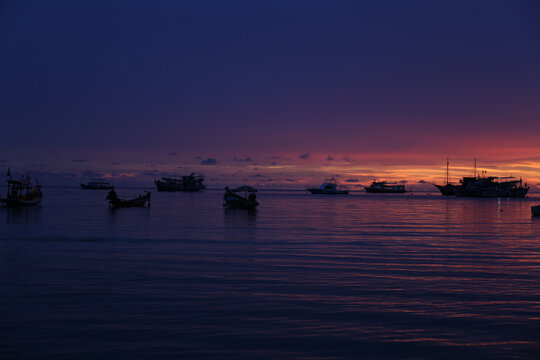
[1,0,539,189]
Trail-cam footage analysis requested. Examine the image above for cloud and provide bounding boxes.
[326,156,334,161]
[342,157,353,163]
[418,179,429,184]
[195,156,202,160]
[200,158,217,165]
[168,152,177,157]
[233,157,253,162]
[271,161,277,166]
[81,170,103,178]
[345,179,359,183]
[71,159,87,163]
[299,152,311,160]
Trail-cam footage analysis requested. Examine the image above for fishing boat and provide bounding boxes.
[80,178,113,190]
[532,205,540,217]
[106,188,151,208]
[0,169,42,207]
[434,159,456,195]
[308,178,349,194]
[365,180,406,193]
[223,186,259,210]
[453,176,529,198]
[155,172,206,191]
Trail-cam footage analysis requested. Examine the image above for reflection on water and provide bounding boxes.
[4,206,42,224]
[0,189,539,359]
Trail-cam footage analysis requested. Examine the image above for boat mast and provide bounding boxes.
[474,158,477,178]
[446,158,449,185]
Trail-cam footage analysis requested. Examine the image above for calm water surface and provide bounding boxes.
[1,188,539,359]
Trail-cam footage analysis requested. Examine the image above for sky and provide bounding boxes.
[1,0,539,189]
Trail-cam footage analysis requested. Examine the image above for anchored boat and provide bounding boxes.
[365,180,406,193]
[453,176,529,198]
[223,186,259,210]
[0,169,42,207]
[81,178,113,190]
[106,188,151,208]
[308,178,348,194]
[155,173,206,192]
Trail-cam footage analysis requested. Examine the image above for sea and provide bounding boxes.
[1,187,539,360]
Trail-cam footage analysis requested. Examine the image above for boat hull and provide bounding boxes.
[155,180,206,192]
[365,188,406,194]
[80,184,113,190]
[532,205,540,217]
[434,184,455,196]
[107,191,151,209]
[453,187,528,198]
[109,198,149,208]
[308,189,349,194]
[0,196,42,207]
[223,198,259,210]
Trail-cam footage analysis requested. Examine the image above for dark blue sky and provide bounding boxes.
[1,0,539,186]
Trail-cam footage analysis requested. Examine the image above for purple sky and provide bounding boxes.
[1,0,539,188]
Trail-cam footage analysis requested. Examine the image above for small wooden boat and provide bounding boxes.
[0,169,42,207]
[223,186,259,210]
[532,205,540,217]
[106,189,151,208]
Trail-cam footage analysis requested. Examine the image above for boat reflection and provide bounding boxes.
[5,206,42,224]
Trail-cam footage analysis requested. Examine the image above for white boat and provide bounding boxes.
[308,178,349,194]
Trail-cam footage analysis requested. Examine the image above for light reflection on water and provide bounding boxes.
[1,188,539,359]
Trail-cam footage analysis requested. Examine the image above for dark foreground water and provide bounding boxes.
[1,188,539,359]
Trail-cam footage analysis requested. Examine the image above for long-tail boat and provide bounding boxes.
[223,186,259,210]
[106,188,151,208]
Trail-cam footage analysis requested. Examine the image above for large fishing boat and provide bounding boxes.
[365,180,406,193]
[308,178,349,194]
[0,169,42,207]
[80,178,113,190]
[446,159,529,198]
[155,172,206,191]
[453,176,529,198]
